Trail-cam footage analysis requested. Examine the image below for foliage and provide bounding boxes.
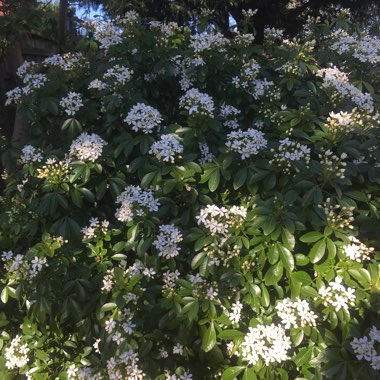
[84,0,380,38]
[1,8,380,380]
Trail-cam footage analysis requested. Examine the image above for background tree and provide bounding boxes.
[88,0,380,39]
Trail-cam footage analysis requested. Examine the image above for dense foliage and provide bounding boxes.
[84,0,380,38]
[1,8,380,380]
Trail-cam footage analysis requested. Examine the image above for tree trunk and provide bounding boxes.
[58,0,68,51]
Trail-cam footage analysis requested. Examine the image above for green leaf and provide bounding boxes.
[264,260,283,286]
[1,287,8,304]
[278,243,295,272]
[100,302,117,312]
[242,368,256,380]
[233,167,247,190]
[293,347,312,368]
[300,231,324,243]
[219,330,245,340]
[348,269,371,284]
[208,170,220,192]
[191,251,206,269]
[222,366,245,380]
[291,271,312,284]
[202,323,217,352]
[309,239,326,263]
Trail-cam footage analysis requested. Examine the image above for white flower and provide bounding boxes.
[190,32,229,53]
[228,301,243,324]
[29,256,47,278]
[270,138,310,173]
[318,277,356,311]
[5,87,23,106]
[351,326,380,370]
[115,185,160,222]
[196,205,247,236]
[60,92,83,116]
[173,343,184,355]
[5,335,30,369]
[104,64,133,85]
[149,134,183,163]
[70,133,107,162]
[343,236,374,262]
[124,103,162,134]
[199,143,215,164]
[179,88,214,118]
[226,128,267,159]
[316,67,374,113]
[241,324,291,366]
[276,298,317,329]
[153,224,183,259]
[67,364,78,380]
[89,19,123,50]
[19,145,43,164]
[88,79,108,90]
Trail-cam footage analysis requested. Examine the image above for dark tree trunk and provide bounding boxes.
[58,0,68,51]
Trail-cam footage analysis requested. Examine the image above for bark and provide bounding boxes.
[58,0,68,50]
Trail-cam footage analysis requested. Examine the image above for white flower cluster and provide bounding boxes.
[190,32,229,53]
[326,110,354,138]
[232,59,261,90]
[234,32,256,47]
[29,256,47,278]
[2,250,24,273]
[351,326,380,370]
[22,73,48,95]
[69,132,107,162]
[88,79,108,91]
[124,103,162,134]
[276,298,317,329]
[124,261,156,279]
[343,236,374,262]
[165,372,193,380]
[241,324,291,366]
[19,145,43,164]
[104,350,146,380]
[5,335,30,369]
[6,67,48,105]
[149,134,183,163]
[318,149,347,179]
[196,205,247,236]
[188,274,219,301]
[317,67,374,113]
[102,269,114,292]
[226,128,267,159]
[270,138,311,173]
[5,87,23,106]
[264,27,285,41]
[318,277,356,311]
[60,92,83,116]
[220,104,241,129]
[318,198,354,230]
[330,29,380,64]
[153,224,183,259]
[162,270,180,297]
[104,64,133,85]
[202,242,240,267]
[249,78,275,99]
[82,217,109,240]
[88,19,123,50]
[36,158,70,184]
[43,52,87,71]
[16,61,38,78]
[228,301,243,324]
[115,185,160,222]
[179,88,215,118]
[199,143,215,164]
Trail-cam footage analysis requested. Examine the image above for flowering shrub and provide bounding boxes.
[1,9,380,380]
